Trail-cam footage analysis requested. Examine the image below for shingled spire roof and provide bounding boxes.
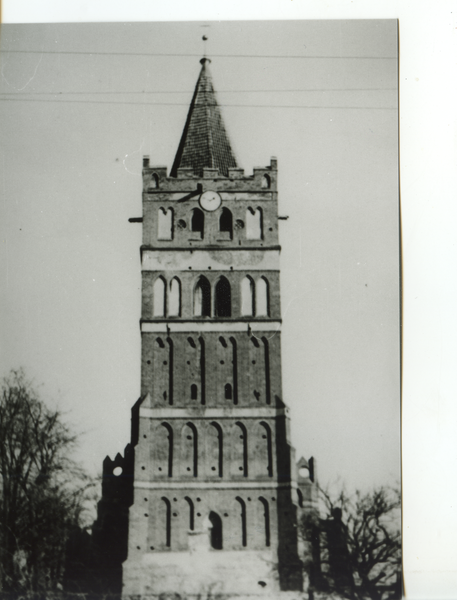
[170,58,238,178]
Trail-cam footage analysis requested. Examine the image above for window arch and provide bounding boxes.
[194,276,211,317]
[209,421,223,477]
[235,497,247,547]
[262,337,271,405]
[241,276,255,316]
[261,174,271,189]
[153,277,166,317]
[161,497,171,547]
[184,497,195,531]
[182,422,198,477]
[156,422,173,477]
[150,173,159,189]
[259,421,273,477]
[229,338,238,405]
[168,277,181,317]
[225,383,232,400]
[233,422,248,477]
[256,277,269,317]
[219,208,233,238]
[258,497,270,546]
[191,208,204,238]
[190,384,198,400]
[199,337,206,406]
[209,511,223,549]
[246,207,263,240]
[215,277,231,317]
[158,207,173,240]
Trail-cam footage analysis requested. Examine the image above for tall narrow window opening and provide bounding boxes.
[209,422,223,477]
[256,277,269,317]
[235,497,247,547]
[262,337,271,405]
[161,497,171,547]
[199,337,206,405]
[261,174,271,189]
[246,207,263,240]
[168,277,181,317]
[259,421,273,477]
[167,338,174,406]
[241,276,255,316]
[159,422,174,477]
[194,276,211,317]
[235,422,248,477]
[153,277,166,317]
[209,511,223,549]
[225,383,232,400]
[184,497,195,531]
[258,497,270,546]
[190,384,198,400]
[191,208,204,238]
[230,337,238,405]
[158,208,173,240]
[219,208,233,238]
[215,277,231,317]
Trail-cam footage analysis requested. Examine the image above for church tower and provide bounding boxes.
[98,58,319,599]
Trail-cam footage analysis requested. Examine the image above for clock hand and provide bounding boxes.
[177,183,203,203]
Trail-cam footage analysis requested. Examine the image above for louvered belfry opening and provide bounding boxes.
[170,58,238,178]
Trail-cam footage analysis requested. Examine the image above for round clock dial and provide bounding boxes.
[199,190,222,212]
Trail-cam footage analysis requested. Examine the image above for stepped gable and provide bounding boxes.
[170,58,238,177]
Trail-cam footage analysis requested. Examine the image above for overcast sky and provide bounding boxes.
[0,20,399,493]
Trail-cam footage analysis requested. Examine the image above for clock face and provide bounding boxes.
[199,190,222,212]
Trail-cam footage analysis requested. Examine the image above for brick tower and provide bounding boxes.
[96,58,319,599]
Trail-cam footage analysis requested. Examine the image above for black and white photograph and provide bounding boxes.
[0,19,402,600]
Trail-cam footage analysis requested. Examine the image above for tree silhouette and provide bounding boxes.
[0,369,94,595]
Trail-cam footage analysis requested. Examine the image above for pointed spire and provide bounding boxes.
[171,58,238,178]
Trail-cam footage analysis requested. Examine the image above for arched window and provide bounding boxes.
[235,497,247,547]
[209,511,223,549]
[153,277,166,317]
[161,497,171,547]
[256,277,269,317]
[261,174,271,189]
[191,208,204,238]
[150,173,159,189]
[184,497,195,531]
[241,276,255,316]
[208,421,223,477]
[246,207,263,240]
[262,337,271,405]
[233,422,248,477]
[225,383,232,400]
[190,384,198,400]
[259,421,273,477]
[229,337,238,405]
[199,337,206,405]
[219,208,233,238]
[156,422,173,477]
[158,207,173,240]
[215,277,231,317]
[258,497,270,546]
[168,277,181,317]
[194,276,211,317]
[182,422,198,477]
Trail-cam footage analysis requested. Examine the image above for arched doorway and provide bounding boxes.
[208,511,223,549]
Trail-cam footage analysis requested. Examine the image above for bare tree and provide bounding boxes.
[0,368,94,595]
[304,486,402,600]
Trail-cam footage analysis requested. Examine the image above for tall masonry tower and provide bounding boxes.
[95,58,319,599]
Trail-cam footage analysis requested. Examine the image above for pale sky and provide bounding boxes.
[0,21,400,494]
